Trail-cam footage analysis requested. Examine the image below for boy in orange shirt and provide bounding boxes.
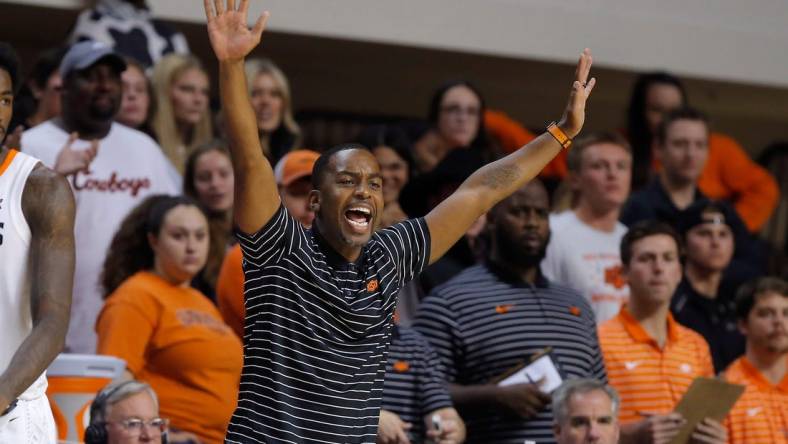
[724,277,788,444]
[599,220,725,444]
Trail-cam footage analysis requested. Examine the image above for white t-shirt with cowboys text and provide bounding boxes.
[22,120,179,353]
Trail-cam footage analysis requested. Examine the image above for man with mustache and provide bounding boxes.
[723,277,788,444]
[204,0,596,441]
[21,40,179,353]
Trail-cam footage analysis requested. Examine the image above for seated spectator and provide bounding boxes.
[379,324,465,444]
[723,277,788,444]
[358,126,424,324]
[399,145,489,293]
[244,58,301,164]
[151,54,212,174]
[757,141,788,277]
[20,41,179,353]
[9,46,65,132]
[411,80,496,174]
[184,141,235,299]
[552,379,620,444]
[117,57,154,136]
[357,124,413,228]
[598,220,726,444]
[542,132,632,322]
[85,380,168,444]
[625,72,778,232]
[620,107,755,264]
[415,180,606,443]
[216,149,320,337]
[672,200,760,372]
[97,195,243,443]
[69,0,189,69]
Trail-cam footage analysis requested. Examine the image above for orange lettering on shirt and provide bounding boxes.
[604,265,626,289]
[176,309,232,335]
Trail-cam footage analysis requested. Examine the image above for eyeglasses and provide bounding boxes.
[440,104,480,117]
[107,417,169,436]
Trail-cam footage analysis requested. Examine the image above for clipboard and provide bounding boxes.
[668,377,744,444]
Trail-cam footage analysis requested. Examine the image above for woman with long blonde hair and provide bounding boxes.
[151,54,213,174]
[244,58,300,163]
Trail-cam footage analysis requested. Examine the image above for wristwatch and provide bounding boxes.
[1,399,18,417]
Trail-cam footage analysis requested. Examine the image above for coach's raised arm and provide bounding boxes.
[424,49,595,264]
[204,0,277,234]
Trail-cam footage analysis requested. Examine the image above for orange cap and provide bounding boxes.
[273,150,321,186]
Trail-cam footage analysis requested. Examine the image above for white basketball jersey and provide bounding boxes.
[0,149,47,399]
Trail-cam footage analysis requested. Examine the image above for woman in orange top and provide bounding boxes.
[97,195,243,444]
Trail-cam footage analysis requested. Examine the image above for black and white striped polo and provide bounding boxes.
[381,325,453,442]
[225,205,430,444]
[414,262,607,444]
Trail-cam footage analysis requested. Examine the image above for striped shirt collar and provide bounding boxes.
[485,259,550,289]
[618,305,681,345]
[735,355,788,392]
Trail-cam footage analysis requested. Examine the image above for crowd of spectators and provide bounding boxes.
[0,1,786,442]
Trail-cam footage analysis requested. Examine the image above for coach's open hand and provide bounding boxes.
[558,48,595,139]
[204,0,270,62]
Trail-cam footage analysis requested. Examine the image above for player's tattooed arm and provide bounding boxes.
[0,165,74,409]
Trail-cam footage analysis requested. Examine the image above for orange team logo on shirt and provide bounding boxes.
[569,306,582,316]
[495,304,514,314]
[604,265,627,289]
[393,360,410,373]
[367,279,379,292]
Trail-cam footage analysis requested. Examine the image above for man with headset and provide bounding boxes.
[85,380,168,444]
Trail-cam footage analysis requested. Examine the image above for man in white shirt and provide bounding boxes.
[21,41,179,353]
[542,131,632,322]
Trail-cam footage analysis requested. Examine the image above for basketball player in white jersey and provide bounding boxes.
[0,42,75,442]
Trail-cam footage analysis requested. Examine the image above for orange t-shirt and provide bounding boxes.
[599,307,714,424]
[96,271,243,444]
[216,244,245,338]
[723,356,788,444]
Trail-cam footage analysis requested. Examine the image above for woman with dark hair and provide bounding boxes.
[183,141,235,299]
[357,124,413,228]
[412,79,494,173]
[625,72,688,189]
[624,72,778,232]
[97,195,242,444]
[9,46,66,133]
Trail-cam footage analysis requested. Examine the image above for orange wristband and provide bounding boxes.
[546,122,572,149]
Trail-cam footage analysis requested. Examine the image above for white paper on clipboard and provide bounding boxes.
[497,354,563,393]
